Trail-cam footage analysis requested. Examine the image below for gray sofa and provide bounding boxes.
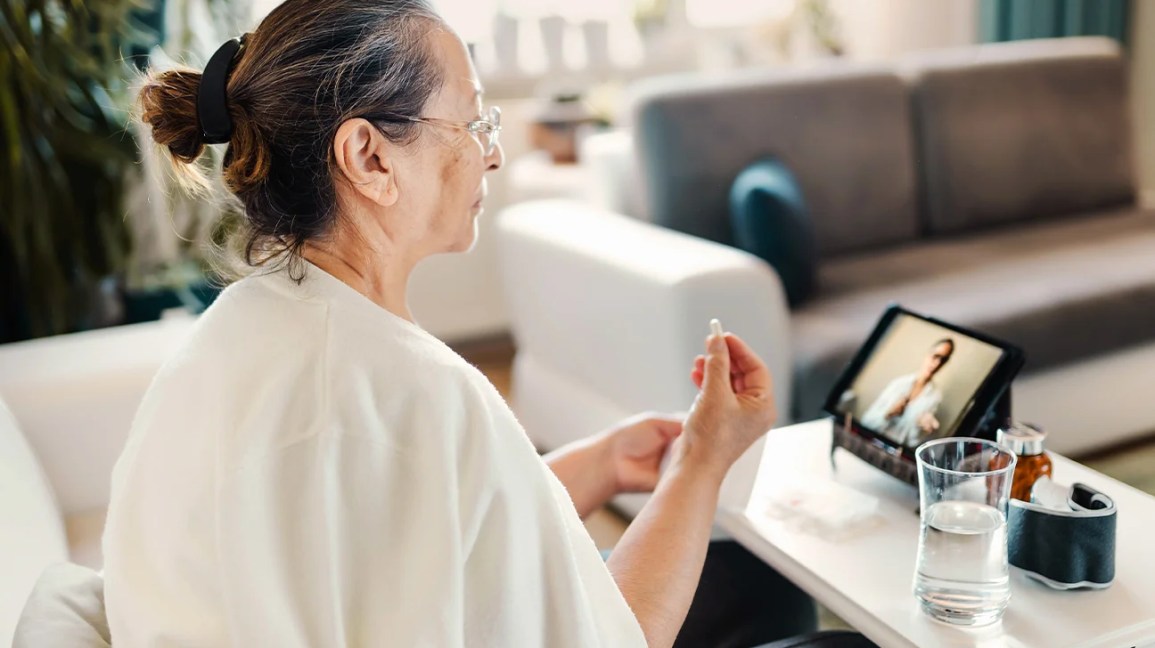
[495,36,1155,473]
[630,36,1154,426]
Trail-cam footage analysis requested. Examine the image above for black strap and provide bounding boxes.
[197,37,244,145]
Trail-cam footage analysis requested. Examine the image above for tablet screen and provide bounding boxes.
[830,310,1011,453]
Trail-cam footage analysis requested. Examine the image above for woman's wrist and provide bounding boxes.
[544,432,621,517]
[591,430,625,497]
[658,457,727,510]
[665,440,729,490]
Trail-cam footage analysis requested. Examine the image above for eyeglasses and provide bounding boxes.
[364,105,502,156]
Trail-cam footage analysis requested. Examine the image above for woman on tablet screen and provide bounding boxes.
[861,339,955,447]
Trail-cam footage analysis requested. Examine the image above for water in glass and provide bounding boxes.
[915,500,1010,626]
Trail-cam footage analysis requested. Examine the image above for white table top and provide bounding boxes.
[716,419,1155,648]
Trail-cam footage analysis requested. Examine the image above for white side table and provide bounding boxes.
[716,419,1155,648]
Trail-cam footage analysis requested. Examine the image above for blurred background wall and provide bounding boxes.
[4,0,1150,344]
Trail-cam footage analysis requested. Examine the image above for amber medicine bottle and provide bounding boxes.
[997,422,1053,502]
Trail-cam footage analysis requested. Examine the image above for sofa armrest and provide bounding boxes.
[0,315,197,516]
[496,200,793,511]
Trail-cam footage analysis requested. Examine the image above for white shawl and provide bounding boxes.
[102,262,645,647]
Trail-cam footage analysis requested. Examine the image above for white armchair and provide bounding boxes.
[0,315,196,646]
[496,199,792,515]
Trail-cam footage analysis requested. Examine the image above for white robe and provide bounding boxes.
[860,373,944,448]
[102,261,646,647]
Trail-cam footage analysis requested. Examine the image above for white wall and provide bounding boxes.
[834,0,977,61]
[242,0,984,343]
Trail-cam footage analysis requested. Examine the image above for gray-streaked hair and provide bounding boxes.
[138,0,446,278]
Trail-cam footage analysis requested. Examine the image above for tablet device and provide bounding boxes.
[823,305,1024,461]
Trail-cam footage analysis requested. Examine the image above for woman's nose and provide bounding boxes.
[486,141,505,172]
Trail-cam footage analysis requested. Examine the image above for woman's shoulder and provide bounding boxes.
[256,267,509,418]
[180,264,509,415]
[155,269,513,464]
[197,266,435,354]
[144,268,464,404]
[168,270,332,367]
[889,372,918,387]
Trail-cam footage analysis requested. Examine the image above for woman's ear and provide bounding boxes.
[333,118,399,207]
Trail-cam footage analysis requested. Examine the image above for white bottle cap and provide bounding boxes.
[998,421,1047,456]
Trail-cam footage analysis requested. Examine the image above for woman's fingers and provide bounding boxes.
[691,353,752,393]
[690,355,705,389]
[699,333,733,396]
[681,328,779,474]
[722,333,773,396]
[649,416,685,439]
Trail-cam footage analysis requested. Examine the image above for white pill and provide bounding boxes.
[709,319,724,337]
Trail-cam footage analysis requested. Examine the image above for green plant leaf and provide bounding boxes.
[1,0,159,340]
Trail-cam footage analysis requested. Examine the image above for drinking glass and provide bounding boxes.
[914,438,1017,626]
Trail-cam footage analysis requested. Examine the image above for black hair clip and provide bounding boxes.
[197,35,248,144]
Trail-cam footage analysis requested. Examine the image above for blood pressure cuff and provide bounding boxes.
[1007,483,1116,590]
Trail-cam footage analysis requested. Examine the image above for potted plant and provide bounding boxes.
[0,0,164,342]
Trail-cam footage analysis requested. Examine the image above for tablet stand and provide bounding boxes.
[830,388,1013,487]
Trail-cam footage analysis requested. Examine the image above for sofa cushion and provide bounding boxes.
[789,208,1155,420]
[12,563,110,648]
[0,394,69,648]
[905,37,1135,235]
[0,315,197,517]
[631,64,920,257]
[729,159,817,306]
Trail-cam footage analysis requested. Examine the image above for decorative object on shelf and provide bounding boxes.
[539,14,568,73]
[529,93,608,164]
[799,0,844,57]
[688,0,842,68]
[492,10,521,76]
[581,19,611,71]
[741,0,844,64]
[633,0,670,64]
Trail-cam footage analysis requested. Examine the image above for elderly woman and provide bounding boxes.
[102,1,859,646]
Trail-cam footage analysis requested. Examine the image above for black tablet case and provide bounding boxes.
[830,385,1014,486]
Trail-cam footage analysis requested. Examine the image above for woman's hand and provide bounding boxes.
[887,396,910,419]
[682,332,777,479]
[605,414,684,494]
[546,414,681,517]
[918,411,940,434]
[604,332,776,648]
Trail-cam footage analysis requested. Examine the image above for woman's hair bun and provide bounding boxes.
[135,0,446,277]
[138,68,207,165]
